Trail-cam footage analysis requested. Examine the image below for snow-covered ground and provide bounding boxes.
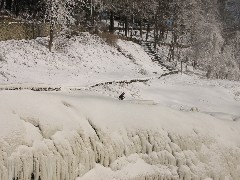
[0,34,240,180]
[90,73,240,121]
[0,32,165,87]
[0,90,240,180]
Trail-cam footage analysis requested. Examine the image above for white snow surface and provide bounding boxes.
[0,33,163,87]
[91,73,240,121]
[0,90,240,180]
[0,34,240,180]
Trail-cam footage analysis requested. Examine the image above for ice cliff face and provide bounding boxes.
[0,91,240,180]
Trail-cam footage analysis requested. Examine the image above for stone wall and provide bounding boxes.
[0,22,50,41]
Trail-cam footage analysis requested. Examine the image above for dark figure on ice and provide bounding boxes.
[118,92,125,100]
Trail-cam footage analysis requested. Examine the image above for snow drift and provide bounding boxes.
[0,90,239,180]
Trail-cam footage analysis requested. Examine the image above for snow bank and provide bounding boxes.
[0,33,164,87]
[0,90,239,180]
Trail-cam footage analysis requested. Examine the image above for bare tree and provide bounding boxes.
[45,0,76,51]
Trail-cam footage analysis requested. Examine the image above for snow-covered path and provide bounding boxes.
[0,69,178,92]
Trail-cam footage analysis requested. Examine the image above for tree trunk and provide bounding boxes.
[167,31,178,62]
[139,18,142,38]
[6,0,12,11]
[159,25,165,42]
[16,0,19,16]
[48,2,54,52]
[49,18,54,52]
[131,14,134,39]
[154,17,158,49]
[13,0,19,16]
[146,23,150,41]
[32,22,35,39]
[109,10,114,33]
[125,16,128,37]
[131,15,134,39]
[91,6,94,26]
[193,60,197,69]
[167,44,175,62]
[0,0,5,10]
[181,61,183,74]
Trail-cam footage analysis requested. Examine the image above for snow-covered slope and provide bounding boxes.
[0,90,240,180]
[0,33,164,87]
[1,33,240,180]
[90,73,240,120]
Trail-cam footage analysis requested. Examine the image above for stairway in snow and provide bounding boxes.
[141,41,176,73]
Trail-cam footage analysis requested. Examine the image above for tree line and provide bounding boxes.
[0,0,239,80]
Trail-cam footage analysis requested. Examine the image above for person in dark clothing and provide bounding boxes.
[118,92,125,100]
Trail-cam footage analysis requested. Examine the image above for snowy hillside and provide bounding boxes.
[0,33,240,180]
[0,90,240,180]
[0,33,165,87]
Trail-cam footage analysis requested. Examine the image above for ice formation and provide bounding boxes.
[0,90,239,180]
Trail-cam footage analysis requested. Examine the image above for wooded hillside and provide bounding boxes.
[0,0,239,80]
